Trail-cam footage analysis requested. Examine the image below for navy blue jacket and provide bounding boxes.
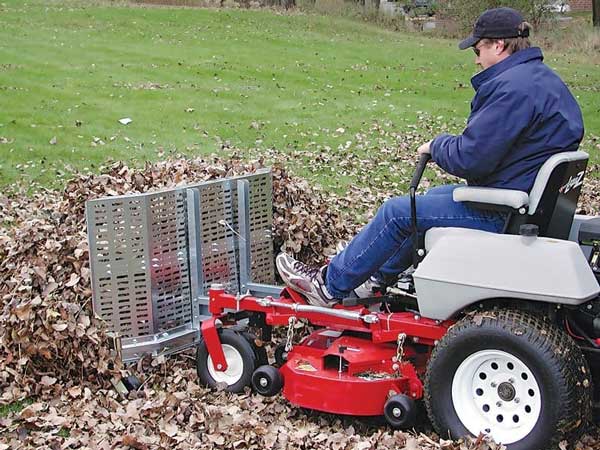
[431,47,583,192]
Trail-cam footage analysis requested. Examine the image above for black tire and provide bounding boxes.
[425,309,591,450]
[122,375,142,392]
[252,365,284,397]
[241,331,269,366]
[274,344,288,367]
[383,394,417,429]
[196,328,256,393]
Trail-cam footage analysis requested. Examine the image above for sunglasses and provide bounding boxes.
[472,46,481,57]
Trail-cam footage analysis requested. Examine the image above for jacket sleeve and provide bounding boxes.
[430,85,533,180]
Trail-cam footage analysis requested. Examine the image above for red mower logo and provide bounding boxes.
[559,170,585,194]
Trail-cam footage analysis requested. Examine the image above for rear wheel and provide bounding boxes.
[196,329,256,393]
[425,309,591,450]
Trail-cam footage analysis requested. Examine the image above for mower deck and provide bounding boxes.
[202,286,453,417]
[281,331,423,415]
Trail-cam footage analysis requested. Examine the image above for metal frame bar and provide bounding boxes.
[187,188,205,322]
[247,282,282,298]
[119,323,198,363]
[237,179,251,293]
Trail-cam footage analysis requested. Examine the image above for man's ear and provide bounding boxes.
[495,39,507,55]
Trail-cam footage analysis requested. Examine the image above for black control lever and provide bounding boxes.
[410,153,432,268]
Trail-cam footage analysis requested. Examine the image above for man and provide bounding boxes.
[277,7,584,307]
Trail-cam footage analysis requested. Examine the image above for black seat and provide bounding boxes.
[452,151,589,240]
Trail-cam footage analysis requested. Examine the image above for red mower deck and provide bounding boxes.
[202,286,454,416]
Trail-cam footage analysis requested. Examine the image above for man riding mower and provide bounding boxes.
[194,8,600,450]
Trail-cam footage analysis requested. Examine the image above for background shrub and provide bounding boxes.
[438,0,554,31]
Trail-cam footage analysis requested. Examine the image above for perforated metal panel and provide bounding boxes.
[248,175,275,284]
[147,190,192,332]
[87,196,153,338]
[86,169,275,351]
[195,180,240,295]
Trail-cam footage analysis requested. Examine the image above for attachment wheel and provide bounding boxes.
[196,328,256,393]
[122,375,142,392]
[252,365,284,397]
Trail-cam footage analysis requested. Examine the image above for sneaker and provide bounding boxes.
[276,253,338,307]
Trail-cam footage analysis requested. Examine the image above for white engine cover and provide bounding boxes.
[413,228,600,320]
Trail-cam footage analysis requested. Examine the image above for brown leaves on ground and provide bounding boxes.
[1,146,599,449]
[0,154,356,403]
[0,356,522,450]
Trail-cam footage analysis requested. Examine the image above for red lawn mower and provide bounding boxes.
[196,152,600,450]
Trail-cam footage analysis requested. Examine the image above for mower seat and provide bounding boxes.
[452,151,589,239]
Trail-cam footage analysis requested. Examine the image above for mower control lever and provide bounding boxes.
[410,153,432,268]
[410,153,432,190]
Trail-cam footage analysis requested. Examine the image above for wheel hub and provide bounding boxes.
[207,344,245,385]
[497,382,516,402]
[452,350,542,445]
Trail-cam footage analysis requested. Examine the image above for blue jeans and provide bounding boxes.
[325,184,506,298]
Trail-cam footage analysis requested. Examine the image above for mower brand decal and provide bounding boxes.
[296,360,317,372]
[559,171,585,194]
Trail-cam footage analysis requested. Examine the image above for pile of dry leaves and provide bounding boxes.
[1,150,600,449]
[0,155,357,399]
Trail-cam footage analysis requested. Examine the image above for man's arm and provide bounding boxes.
[429,86,533,180]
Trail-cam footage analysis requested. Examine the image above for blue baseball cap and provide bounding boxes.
[459,7,529,50]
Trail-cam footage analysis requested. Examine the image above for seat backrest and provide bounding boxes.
[507,151,589,239]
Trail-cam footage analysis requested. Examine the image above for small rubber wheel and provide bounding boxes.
[252,365,284,397]
[196,328,256,393]
[383,394,417,429]
[274,344,288,367]
[425,309,591,450]
[122,375,142,392]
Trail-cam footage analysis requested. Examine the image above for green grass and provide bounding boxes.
[0,398,33,418]
[0,0,599,191]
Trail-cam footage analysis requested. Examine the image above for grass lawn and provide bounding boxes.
[0,0,599,192]
[0,398,33,418]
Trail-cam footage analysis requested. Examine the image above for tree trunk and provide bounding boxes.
[594,0,600,27]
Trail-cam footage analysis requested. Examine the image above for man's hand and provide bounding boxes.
[418,140,432,155]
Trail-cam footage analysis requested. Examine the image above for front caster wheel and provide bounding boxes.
[425,310,591,450]
[121,375,142,392]
[383,394,416,428]
[196,329,256,393]
[252,365,284,397]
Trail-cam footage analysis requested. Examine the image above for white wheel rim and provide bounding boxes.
[452,349,542,445]
[207,344,245,386]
